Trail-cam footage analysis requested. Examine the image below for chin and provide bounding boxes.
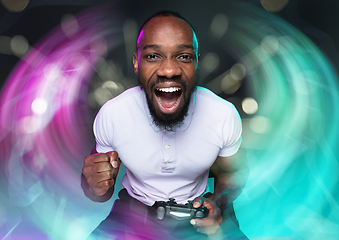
[148,95,191,129]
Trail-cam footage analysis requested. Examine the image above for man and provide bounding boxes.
[82,11,249,239]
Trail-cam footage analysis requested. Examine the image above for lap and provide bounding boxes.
[87,189,248,240]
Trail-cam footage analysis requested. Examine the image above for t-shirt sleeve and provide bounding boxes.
[218,105,242,157]
[93,104,115,153]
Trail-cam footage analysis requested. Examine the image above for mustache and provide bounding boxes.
[151,77,187,90]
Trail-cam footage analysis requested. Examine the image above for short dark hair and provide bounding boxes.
[138,10,195,33]
[136,10,198,52]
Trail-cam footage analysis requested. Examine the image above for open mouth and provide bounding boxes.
[154,86,183,114]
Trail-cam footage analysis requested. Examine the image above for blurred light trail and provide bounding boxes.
[224,4,339,239]
[0,4,124,239]
[0,2,338,240]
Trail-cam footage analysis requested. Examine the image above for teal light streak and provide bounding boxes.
[225,4,339,238]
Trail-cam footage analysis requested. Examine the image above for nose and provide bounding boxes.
[156,58,181,79]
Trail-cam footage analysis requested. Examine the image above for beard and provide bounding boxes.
[138,76,197,130]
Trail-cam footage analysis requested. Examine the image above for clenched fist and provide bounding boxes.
[82,151,121,202]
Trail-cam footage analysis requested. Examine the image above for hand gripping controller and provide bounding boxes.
[153,198,209,221]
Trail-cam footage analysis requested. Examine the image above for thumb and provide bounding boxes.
[192,196,203,208]
[107,151,120,168]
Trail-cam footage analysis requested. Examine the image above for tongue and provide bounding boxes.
[157,91,180,108]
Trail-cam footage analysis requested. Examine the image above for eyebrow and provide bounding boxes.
[141,44,194,51]
[177,44,194,50]
[143,44,161,50]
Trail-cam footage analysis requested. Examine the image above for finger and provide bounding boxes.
[93,179,114,195]
[96,169,114,181]
[85,171,113,187]
[190,216,216,227]
[107,151,120,168]
[84,153,110,165]
[92,161,113,173]
[202,199,222,223]
[190,199,222,226]
[190,218,220,234]
[192,196,203,208]
[97,173,114,184]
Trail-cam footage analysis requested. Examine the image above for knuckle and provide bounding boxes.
[103,171,112,179]
[84,156,91,165]
[101,179,113,189]
[92,182,109,196]
[104,153,111,160]
[96,152,108,160]
[103,162,113,172]
[82,166,91,176]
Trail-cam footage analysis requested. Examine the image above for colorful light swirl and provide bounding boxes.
[225,4,339,239]
[0,2,338,239]
[0,5,124,240]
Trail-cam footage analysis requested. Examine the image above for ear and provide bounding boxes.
[133,52,138,74]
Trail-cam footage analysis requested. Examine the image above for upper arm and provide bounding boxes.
[93,104,115,153]
[209,148,248,187]
[216,149,247,173]
[219,104,242,157]
[208,148,249,205]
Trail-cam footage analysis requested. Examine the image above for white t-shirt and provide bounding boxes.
[93,86,242,206]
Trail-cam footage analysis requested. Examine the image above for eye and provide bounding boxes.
[178,54,193,62]
[146,54,160,61]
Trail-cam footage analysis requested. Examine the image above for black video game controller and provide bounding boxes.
[153,198,209,221]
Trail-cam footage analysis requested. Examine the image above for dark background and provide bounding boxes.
[1,0,339,91]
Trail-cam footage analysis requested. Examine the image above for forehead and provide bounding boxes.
[137,16,196,51]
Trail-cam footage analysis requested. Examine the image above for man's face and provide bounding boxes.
[133,16,199,128]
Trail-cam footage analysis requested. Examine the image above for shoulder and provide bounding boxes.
[193,87,241,130]
[93,86,144,132]
[94,86,145,125]
[194,86,237,113]
[99,86,143,112]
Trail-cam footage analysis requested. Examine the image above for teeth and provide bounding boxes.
[156,87,181,93]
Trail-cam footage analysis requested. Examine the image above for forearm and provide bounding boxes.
[208,168,248,211]
[208,151,249,211]
[81,173,114,202]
